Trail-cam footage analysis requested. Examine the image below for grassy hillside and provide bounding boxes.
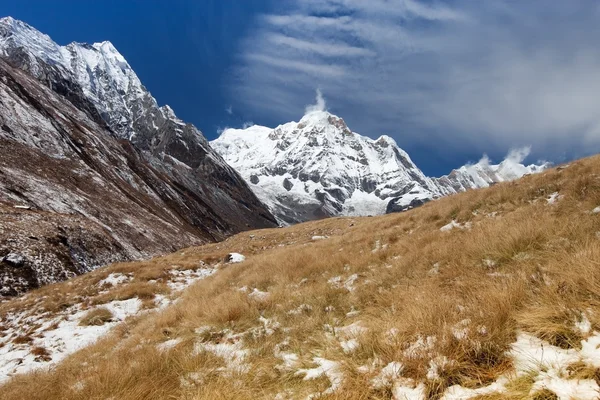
[1,156,600,399]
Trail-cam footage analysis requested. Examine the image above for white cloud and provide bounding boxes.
[226,105,233,115]
[244,53,347,77]
[229,0,600,165]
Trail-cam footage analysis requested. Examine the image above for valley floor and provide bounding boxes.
[1,156,600,399]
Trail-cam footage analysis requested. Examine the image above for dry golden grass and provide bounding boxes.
[1,155,600,399]
[79,307,114,326]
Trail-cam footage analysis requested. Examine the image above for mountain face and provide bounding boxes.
[0,18,276,296]
[212,111,444,224]
[212,111,548,224]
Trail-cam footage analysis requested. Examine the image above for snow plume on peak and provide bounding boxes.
[436,146,548,195]
[474,154,491,168]
[305,89,327,114]
[506,146,531,164]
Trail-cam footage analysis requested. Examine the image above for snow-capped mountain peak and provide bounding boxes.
[435,147,550,194]
[213,110,442,224]
[213,109,548,224]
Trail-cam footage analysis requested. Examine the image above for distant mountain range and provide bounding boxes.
[212,110,548,224]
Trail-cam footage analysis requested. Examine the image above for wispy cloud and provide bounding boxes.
[229,0,600,165]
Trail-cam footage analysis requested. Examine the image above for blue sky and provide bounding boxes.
[2,1,600,175]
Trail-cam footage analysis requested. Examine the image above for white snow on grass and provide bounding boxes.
[156,338,183,352]
[575,315,592,335]
[532,371,599,400]
[167,267,216,292]
[227,253,246,263]
[333,322,368,354]
[274,338,299,371]
[194,331,250,375]
[372,361,404,388]
[97,273,130,287]
[296,358,343,397]
[365,331,600,399]
[311,235,328,241]
[440,220,472,232]
[288,304,313,315]
[328,274,360,291]
[0,265,218,384]
[392,379,427,400]
[451,319,471,340]
[404,335,437,358]
[438,331,600,400]
[441,377,509,400]
[546,192,561,205]
[0,298,141,383]
[247,288,270,301]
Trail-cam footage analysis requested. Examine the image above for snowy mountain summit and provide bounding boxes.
[213,106,548,224]
[0,16,206,159]
[213,110,443,224]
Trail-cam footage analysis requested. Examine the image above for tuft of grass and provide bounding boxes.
[531,389,559,400]
[31,346,51,362]
[12,335,33,345]
[79,308,113,326]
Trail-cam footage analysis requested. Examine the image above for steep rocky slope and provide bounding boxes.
[0,155,599,400]
[0,57,270,296]
[0,18,277,295]
[213,110,547,223]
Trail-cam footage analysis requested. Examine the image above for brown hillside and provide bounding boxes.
[0,155,599,399]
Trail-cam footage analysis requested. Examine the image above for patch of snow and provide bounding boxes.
[288,304,313,315]
[451,319,471,340]
[277,352,299,370]
[547,192,561,205]
[340,339,360,354]
[296,358,343,396]
[248,288,270,301]
[532,371,599,400]
[346,307,360,318]
[167,267,216,292]
[404,336,437,359]
[427,356,455,380]
[0,298,141,383]
[372,361,404,389]
[441,377,509,400]
[194,333,250,375]
[97,273,130,288]
[575,315,592,335]
[440,220,472,232]
[592,206,600,214]
[227,253,246,263]
[393,379,427,400]
[311,236,328,241]
[157,338,182,352]
[328,274,359,291]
